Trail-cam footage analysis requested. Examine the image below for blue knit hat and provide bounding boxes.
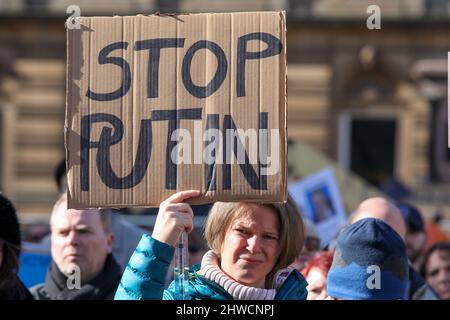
[327,218,409,300]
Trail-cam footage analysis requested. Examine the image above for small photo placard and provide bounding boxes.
[288,167,348,247]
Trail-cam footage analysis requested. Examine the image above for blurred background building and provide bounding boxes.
[1,0,450,236]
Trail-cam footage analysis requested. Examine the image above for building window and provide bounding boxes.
[351,119,396,187]
[339,113,398,188]
[430,101,450,182]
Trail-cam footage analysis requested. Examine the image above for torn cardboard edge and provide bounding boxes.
[66,11,287,209]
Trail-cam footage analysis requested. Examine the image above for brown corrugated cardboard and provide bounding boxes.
[66,11,287,208]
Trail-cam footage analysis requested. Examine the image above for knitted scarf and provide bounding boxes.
[33,254,121,300]
[199,250,292,300]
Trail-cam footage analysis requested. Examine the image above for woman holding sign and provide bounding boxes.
[114,190,308,300]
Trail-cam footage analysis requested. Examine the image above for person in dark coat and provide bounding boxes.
[0,193,32,300]
[30,193,121,300]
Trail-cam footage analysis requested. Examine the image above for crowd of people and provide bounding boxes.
[1,162,449,301]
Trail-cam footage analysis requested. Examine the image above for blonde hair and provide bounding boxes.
[204,194,304,278]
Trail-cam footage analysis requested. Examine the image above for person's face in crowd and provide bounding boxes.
[406,231,426,262]
[51,205,114,284]
[425,249,450,300]
[312,191,330,222]
[220,204,280,288]
[306,267,327,300]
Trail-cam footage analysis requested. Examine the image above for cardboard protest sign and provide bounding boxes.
[66,12,287,208]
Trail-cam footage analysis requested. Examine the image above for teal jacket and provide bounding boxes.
[114,234,308,300]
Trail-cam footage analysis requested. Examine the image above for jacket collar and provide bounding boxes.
[44,254,121,300]
[191,264,308,300]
